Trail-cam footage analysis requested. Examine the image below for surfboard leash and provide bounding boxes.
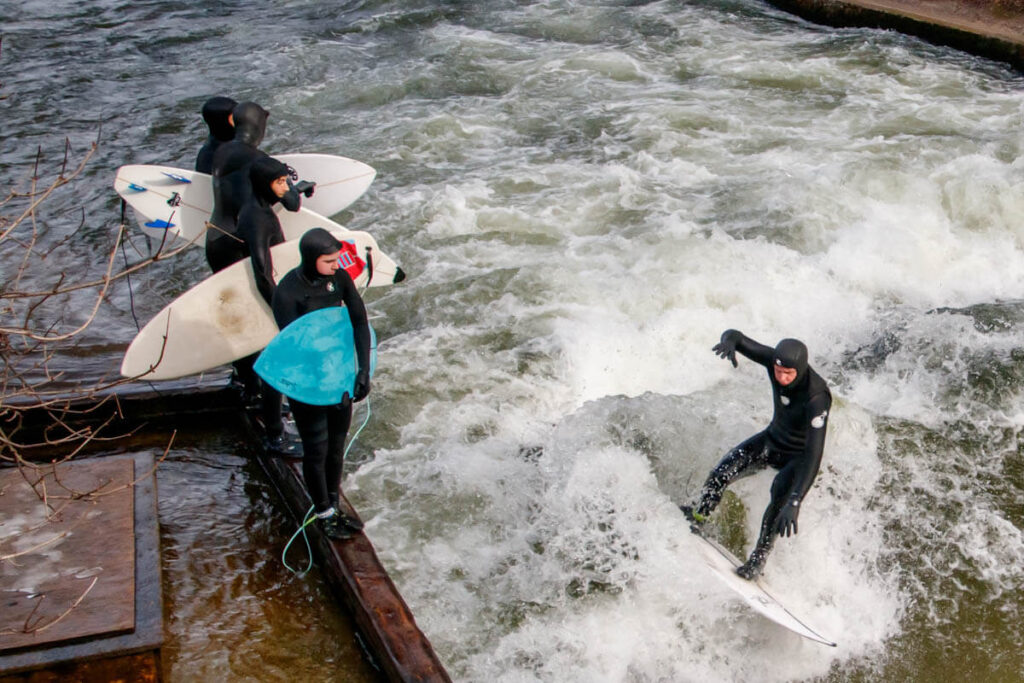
[281,398,373,576]
[282,505,318,577]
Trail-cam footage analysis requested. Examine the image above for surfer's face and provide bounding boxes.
[270,176,289,198]
[774,365,797,386]
[316,250,342,276]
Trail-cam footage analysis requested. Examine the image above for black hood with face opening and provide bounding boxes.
[249,156,289,206]
[298,227,344,282]
[772,338,809,392]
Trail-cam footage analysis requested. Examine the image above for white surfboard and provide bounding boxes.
[120,228,400,381]
[276,153,376,217]
[691,533,836,647]
[114,165,393,265]
[114,153,374,240]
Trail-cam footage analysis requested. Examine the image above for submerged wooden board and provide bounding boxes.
[0,454,163,678]
[0,459,135,652]
[256,447,451,683]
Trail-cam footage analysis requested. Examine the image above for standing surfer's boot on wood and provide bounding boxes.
[316,507,351,540]
[264,431,298,457]
[329,492,364,532]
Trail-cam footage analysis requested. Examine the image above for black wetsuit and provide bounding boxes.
[238,156,292,434]
[206,101,308,274]
[207,101,269,274]
[195,96,236,174]
[697,330,832,574]
[272,228,371,513]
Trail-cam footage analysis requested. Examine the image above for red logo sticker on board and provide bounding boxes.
[337,240,365,280]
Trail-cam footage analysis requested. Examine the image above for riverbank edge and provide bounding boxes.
[765,0,1024,72]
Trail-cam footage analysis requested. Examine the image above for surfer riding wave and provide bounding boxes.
[681,330,832,580]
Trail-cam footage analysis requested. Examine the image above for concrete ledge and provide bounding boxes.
[766,0,1024,71]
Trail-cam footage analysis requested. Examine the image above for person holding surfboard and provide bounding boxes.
[235,155,297,454]
[207,101,315,274]
[207,101,315,404]
[208,101,271,273]
[195,96,236,174]
[680,330,832,580]
[271,227,372,539]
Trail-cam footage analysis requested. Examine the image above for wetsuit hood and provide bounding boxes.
[773,338,809,392]
[231,101,269,147]
[201,96,236,142]
[299,227,344,282]
[249,156,289,206]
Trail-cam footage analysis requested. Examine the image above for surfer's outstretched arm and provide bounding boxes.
[713,329,774,368]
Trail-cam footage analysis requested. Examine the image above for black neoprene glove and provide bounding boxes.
[353,369,370,402]
[774,498,800,537]
[712,329,742,367]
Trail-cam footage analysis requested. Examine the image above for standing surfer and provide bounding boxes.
[207,101,271,273]
[195,96,236,174]
[206,101,314,273]
[205,101,314,404]
[237,155,295,454]
[271,228,371,539]
[681,330,832,580]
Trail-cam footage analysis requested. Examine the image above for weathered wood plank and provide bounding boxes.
[0,454,163,678]
[1,460,135,652]
[257,452,451,683]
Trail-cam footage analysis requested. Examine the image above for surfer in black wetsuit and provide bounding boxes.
[206,101,314,274]
[206,101,314,403]
[237,155,294,454]
[195,96,236,174]
[207,101,270,273]
[681,330,832,580]
[272,228,371,539]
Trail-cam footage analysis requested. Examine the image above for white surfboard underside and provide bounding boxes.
[114,153,374,243]
[120,227,397,380]
[691,533,836,647]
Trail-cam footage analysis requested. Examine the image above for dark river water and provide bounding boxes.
[4,0,1024,680]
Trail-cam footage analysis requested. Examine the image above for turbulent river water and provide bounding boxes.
[4,0,1024,680]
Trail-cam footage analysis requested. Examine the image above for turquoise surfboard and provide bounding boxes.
[254,307,377,406]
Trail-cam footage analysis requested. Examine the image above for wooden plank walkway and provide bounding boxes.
[0,454,162,680]
[257,451,451,683]
[1,459,135,651]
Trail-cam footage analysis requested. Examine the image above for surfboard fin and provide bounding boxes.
[144,219,175,229]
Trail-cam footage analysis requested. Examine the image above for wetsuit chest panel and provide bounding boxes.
[765,369,828,455]
[768,390,811,453]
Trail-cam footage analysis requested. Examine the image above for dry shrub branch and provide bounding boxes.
[1,140,185,633]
